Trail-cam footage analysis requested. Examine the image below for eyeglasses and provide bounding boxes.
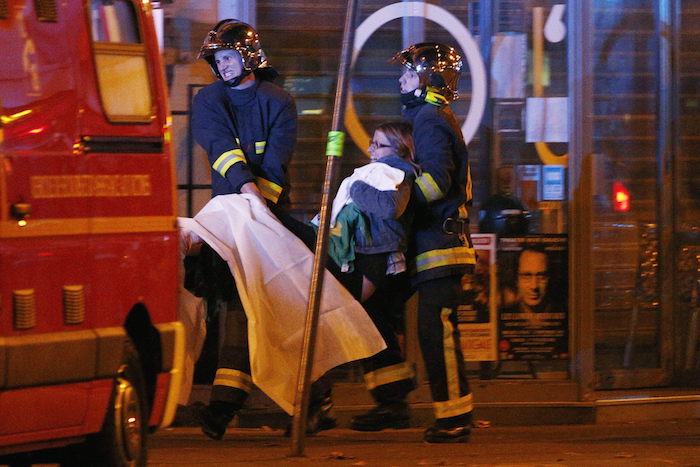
[369,140,393,149]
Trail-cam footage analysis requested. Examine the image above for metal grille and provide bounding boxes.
[34,0,57,22]
[13,289,37,330]
[63,285,86,325]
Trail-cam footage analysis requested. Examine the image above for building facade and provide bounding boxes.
[164,0,700,422]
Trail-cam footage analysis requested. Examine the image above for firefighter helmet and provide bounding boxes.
[198,19,269,81]
[392,42,463,102]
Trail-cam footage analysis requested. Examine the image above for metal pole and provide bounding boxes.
[186,84,195,217]
[568,0,595,399]
[289,0,359,457]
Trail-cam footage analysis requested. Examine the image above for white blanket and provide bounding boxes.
[329,162,405,226]
[179,194,385,414]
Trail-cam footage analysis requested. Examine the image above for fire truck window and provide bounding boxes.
[89,0,152,122]
[94,54,152,120]
[90,0,140,44]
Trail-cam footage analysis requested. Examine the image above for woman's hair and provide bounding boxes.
[374,121,421,174]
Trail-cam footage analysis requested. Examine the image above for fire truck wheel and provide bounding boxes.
[68,340,148,467]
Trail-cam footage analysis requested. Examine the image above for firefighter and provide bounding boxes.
[393,42,476,443]
[190,19,334,440]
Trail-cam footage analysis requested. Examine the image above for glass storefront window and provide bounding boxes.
[590,2,665,388]
[477,1,571,380]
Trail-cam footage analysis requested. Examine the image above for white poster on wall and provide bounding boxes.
[526,97,568,142]
[491,33,527,99]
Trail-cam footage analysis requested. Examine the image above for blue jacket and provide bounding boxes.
[402,101,476,283]
[192,79,297,204]
[349,155,416,255]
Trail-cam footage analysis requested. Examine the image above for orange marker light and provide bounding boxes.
[21,126,46,136]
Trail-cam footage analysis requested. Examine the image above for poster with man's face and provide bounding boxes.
[497,235,568,360]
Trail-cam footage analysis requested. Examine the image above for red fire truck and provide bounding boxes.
[1,0,183,465]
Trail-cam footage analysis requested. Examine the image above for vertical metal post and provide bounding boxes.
[656,0,679,373]
[685,278,700,370]
[568,0,596,399]
[186,84,195,217]
[477,0,493,209]
[402,0,425,48]
[289,0,359,457]
[218,0,257,26]
[477,0,494,379]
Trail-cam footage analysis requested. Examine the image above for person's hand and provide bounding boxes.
[179,228,202,257]
[240,182,267,208]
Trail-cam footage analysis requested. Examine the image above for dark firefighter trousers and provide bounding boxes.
[416,275,473,427]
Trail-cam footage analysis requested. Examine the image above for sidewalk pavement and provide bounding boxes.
[149,418,700,466]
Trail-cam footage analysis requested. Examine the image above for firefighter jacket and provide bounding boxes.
[402,101,476,284]
[192,79,297,205]
[349,155,417,255]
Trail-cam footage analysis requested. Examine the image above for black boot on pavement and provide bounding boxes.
[199,402,236,441]
[284,395,337,436]
[423,425,470,443]
[307,395,338,434]
[423,412,472,443]
[350,401,410,431]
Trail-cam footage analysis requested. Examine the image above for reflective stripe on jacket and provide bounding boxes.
[192,79,296,204]
[402,102,475,283]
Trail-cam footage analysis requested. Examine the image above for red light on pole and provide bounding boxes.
[613,181,630,212]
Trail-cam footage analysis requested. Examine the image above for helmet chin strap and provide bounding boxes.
[223,69,251,87]
[416,86,448,106]
[400,86,447,107]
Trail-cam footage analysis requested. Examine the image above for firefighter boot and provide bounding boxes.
[199,401,237,440]
[284,395,337,436]
[350,400,410,431]
[423,412,472,443]
[307,394,337,434]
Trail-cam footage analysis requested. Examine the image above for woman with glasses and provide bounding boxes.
[328,121,421,432]
[322,120,420,301]
[278,121,421,430]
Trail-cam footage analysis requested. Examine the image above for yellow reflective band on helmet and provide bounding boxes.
[213,149,246,177]
[213,368,253,392]
[416,172,443,202]
[424,87,448,106]
[255,177,282,203]
[255,141,266,154]
[433,393,473,419]
[363,362,415,390]
[415,246,476,272]
[441,307,460,399]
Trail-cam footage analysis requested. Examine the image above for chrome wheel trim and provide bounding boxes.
[114,370,143,464]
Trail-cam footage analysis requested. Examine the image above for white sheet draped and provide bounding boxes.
[178,194,385,414]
